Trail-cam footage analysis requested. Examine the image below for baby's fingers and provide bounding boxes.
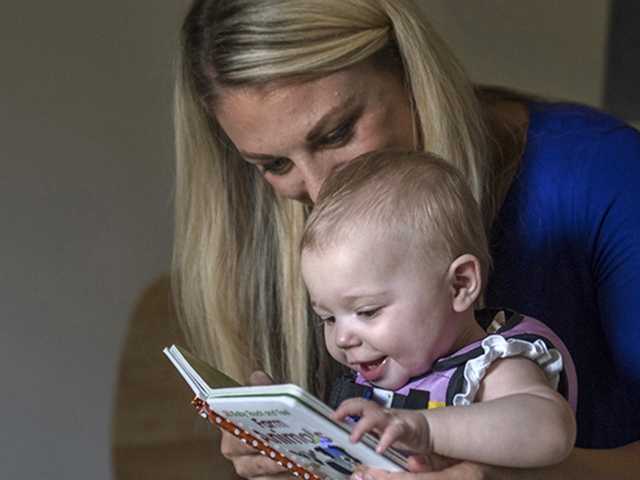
[375,419,408,453]
[333,398,372,420]
[349,407,393,444]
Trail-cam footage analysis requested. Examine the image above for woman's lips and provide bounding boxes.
[357,357,388,382]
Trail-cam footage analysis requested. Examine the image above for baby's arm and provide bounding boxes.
[334,357,576,468]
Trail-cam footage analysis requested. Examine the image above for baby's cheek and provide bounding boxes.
[325,331,349,366]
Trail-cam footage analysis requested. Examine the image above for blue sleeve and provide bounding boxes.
[585,126,640,387]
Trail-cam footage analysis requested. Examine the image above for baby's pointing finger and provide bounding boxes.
[349,409,392,443]
[333,398,376,420]
[375,420,407,453]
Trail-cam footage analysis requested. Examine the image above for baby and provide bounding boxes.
[300,150,577,468]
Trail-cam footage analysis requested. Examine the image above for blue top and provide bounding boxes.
[486,102,640,448]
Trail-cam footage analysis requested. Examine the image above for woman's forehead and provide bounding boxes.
[213,60,392,115]
[213,65,388,153]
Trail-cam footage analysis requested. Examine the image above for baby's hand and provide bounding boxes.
[332,398,432,455]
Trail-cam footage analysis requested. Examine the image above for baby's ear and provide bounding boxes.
[447,254,482,312]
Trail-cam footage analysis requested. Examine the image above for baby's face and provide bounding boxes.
[301,234,460,390]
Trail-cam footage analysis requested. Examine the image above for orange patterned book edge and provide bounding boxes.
[192,397,323,480]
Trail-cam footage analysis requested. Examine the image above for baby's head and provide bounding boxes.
[300,150,490,389]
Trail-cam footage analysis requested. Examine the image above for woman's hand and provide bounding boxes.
[218,371,289,479]
[352,461,495,480]
[352,441,640,480]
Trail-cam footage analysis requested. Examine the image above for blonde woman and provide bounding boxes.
[173,1,640,479]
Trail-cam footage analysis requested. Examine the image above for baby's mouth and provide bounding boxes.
[360,357,387,371]
[357,357,388,382]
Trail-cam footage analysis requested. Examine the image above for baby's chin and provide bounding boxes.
[369,375,410,391]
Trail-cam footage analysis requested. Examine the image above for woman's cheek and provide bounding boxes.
[356,122,401,155]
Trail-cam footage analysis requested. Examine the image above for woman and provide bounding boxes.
[173,1,640,479]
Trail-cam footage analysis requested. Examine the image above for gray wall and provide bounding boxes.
[423,0,610,107]
[0,1,617,479]
[1,2,186,478]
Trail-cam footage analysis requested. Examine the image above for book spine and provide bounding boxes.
[191,397,323,480]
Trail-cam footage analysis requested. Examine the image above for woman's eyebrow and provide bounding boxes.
[306,95,359,145]
[239,150,282,162]
[240,96,360,161]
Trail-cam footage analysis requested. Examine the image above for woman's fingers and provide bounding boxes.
[220,430,287,478]
[249,370,274,386]
[251,475,297,480]
[218,370,286,478]
[354,461,488,480]
[230,455,288,479]
[219,430,287,476]
[219,429,255,457]
[352,466,418,480]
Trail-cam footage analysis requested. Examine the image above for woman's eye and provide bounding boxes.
[262,157,292,176]
[320,119,355,147]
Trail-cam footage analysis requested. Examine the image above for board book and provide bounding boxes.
[163,345,408,480]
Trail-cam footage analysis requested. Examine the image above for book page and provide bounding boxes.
[163,345,240,397]
[163,345,408,479]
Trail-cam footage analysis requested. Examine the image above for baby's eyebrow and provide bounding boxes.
[342,293,385,308]
[310,300,327,312]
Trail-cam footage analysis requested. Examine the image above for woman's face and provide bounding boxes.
[214,61,416,203]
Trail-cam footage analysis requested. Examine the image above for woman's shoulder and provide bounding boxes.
[507,101,640,237]
[523,101,640,174]
[527,101,636,138]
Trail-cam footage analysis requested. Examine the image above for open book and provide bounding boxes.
[163,345,408,480]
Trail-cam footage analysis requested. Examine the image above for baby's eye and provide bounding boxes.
[357,307,381,318]
[318,316,335,326]
[261,157,292,176]
[313,312,335,327]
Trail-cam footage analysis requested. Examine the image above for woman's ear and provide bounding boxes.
[447,254,482,313]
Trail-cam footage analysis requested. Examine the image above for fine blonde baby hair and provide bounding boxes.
[302,150,491,291]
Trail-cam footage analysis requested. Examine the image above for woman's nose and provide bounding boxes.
[301,168,326,203]
[297,158,341,203]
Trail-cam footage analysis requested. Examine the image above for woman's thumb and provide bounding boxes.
[249,370,274,386]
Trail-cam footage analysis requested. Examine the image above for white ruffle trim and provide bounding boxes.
[452,335,563,406]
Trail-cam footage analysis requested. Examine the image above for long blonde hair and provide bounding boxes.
[173,0,516,396]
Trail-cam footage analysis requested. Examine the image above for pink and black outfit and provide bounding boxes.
[329,308,578,414]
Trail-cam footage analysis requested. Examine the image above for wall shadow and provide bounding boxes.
[111,275,238,479]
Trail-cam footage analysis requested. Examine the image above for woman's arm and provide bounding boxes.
[337,357,575,468]
[354,441,640,480]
